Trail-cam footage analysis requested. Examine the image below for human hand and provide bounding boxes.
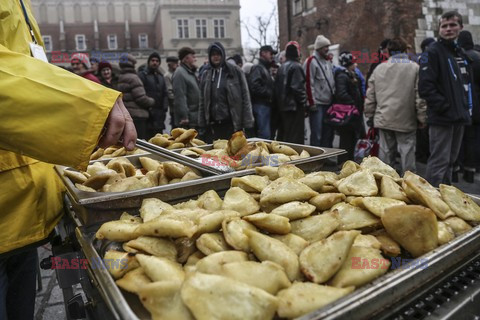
[98,98,137,150]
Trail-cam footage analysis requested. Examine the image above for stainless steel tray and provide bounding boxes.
[56,153,224,225]
[75,194,480,320]
[137,138,346,175]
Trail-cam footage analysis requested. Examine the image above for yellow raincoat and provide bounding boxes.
[0,0,120,253]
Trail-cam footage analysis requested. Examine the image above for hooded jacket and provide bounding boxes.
[248,58,274,105]
[458,31,480,124]
[117,55,155,119]
[304,50,336,106]
[419,38,473,126]
[198,42,254,131]
[0,1,119,254]
[275,55,306,112]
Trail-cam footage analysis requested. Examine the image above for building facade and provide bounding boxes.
[278,0,480,71]
[31,0,242,68]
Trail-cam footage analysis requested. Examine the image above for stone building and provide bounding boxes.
[277,0,480,70]
[31,0,243,68]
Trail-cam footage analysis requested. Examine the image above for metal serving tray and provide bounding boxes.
[137,138,346,175]
[74,191,480,320]
[55,152,223,225]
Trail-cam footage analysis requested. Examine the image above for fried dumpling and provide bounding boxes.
[124,236,177,261]
[196,232,231,256]
[197,190,223,211]
[196,210,241,234]
[227,131,248,156]
[138,157,162,172]
[139,198,173,222]
[95,220,140,242]
[218,260,291,294]
[290,214,339,243]
[115,267,152,294]
[195,251,249,275]
[382,205,438,257]
[271,141,298,156]
[403,171,454,220]
[135,216,197,238]
[380,175,410,202]
[260,177,318,209]
[270,201,316,220]
[338,160,360,179]
[360,156,400,179]
[353,234,382,249]
[361,197,406,217]
[221,187,260,216]
[443,217,472,236]
[136,254,185,283]
[298,172,325,191]
[103,250,139,279]
[277,282,354,319]
[299,230,360,283]
[64,169,88,184]
[222,218,258,252]
[181,272,278,320]
[309,193,346,211]
[440,184,480,221]
[138,281,193,320]
[255,166,280,181]
[278,164,305,179]
[370,229,402,257]
[271,234,309,256]
[231,175,270,193]
[337,170,378,196]
[245,229,300,281]
[437,221,455,245]
[329,202,381,230]
[243,213,291,234]
[329,246,390,288]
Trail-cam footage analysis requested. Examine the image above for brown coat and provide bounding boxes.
[117,66,155,118]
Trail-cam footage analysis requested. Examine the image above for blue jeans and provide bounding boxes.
[0,248,38,320]
[252,103,271,139]
[309,104,334,147]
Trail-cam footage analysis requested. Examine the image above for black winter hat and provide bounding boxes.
[148,52,161,64]
[458,30,474,51]
[178,47,196,61]
[420,37,436,52]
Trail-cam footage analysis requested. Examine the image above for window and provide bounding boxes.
[293,0,303,15]
[139,33,148,49]
[305,0,314,9]
[107,34,117,50]
[42,36,52,52]
[213,19,225,38]
[177,19,189,39]
[75,34,86,51]
[196,19,207,38]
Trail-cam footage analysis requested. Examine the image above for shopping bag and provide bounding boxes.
[323,104,360,127]
[354,128,379,162]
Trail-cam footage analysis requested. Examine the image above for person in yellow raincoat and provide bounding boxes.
[0,1,137,319]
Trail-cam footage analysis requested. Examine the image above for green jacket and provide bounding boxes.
[172,63,200,127]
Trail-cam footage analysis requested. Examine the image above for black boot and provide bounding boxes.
[463,170,475,183]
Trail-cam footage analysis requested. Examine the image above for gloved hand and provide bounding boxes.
[366,117,374,128]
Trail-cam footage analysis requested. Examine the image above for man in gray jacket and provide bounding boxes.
[365,38,426,175]
[304,35,335,147]
[172,47,200,129]
[199,42,254,142]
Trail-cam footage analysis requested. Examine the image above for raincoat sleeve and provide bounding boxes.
[0,44,120,169]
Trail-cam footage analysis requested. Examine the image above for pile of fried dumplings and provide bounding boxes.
[95,156,480,320]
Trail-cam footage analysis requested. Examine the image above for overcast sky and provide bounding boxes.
[239,0,278,49]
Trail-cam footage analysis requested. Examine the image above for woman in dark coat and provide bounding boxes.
[98,62,119,90]
[334,51,365,165]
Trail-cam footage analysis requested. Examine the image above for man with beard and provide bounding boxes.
[172,47,201,129]
[198,42,254,141]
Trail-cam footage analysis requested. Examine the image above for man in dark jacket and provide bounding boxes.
[419,11,473,186]
[139,52,169,137]
[172,47,200,129]
[457,30,480,182]
[248,45,277,139]
[274,41,306,144]
[199,42,254,142]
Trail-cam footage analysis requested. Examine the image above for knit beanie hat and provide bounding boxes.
[339,51,354,68]
[314,35,331,50]
[71,53,91,69]
[148,52,161,64]
[98,61,112,72]
[178,47,195,61]
[285,41,301,59]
